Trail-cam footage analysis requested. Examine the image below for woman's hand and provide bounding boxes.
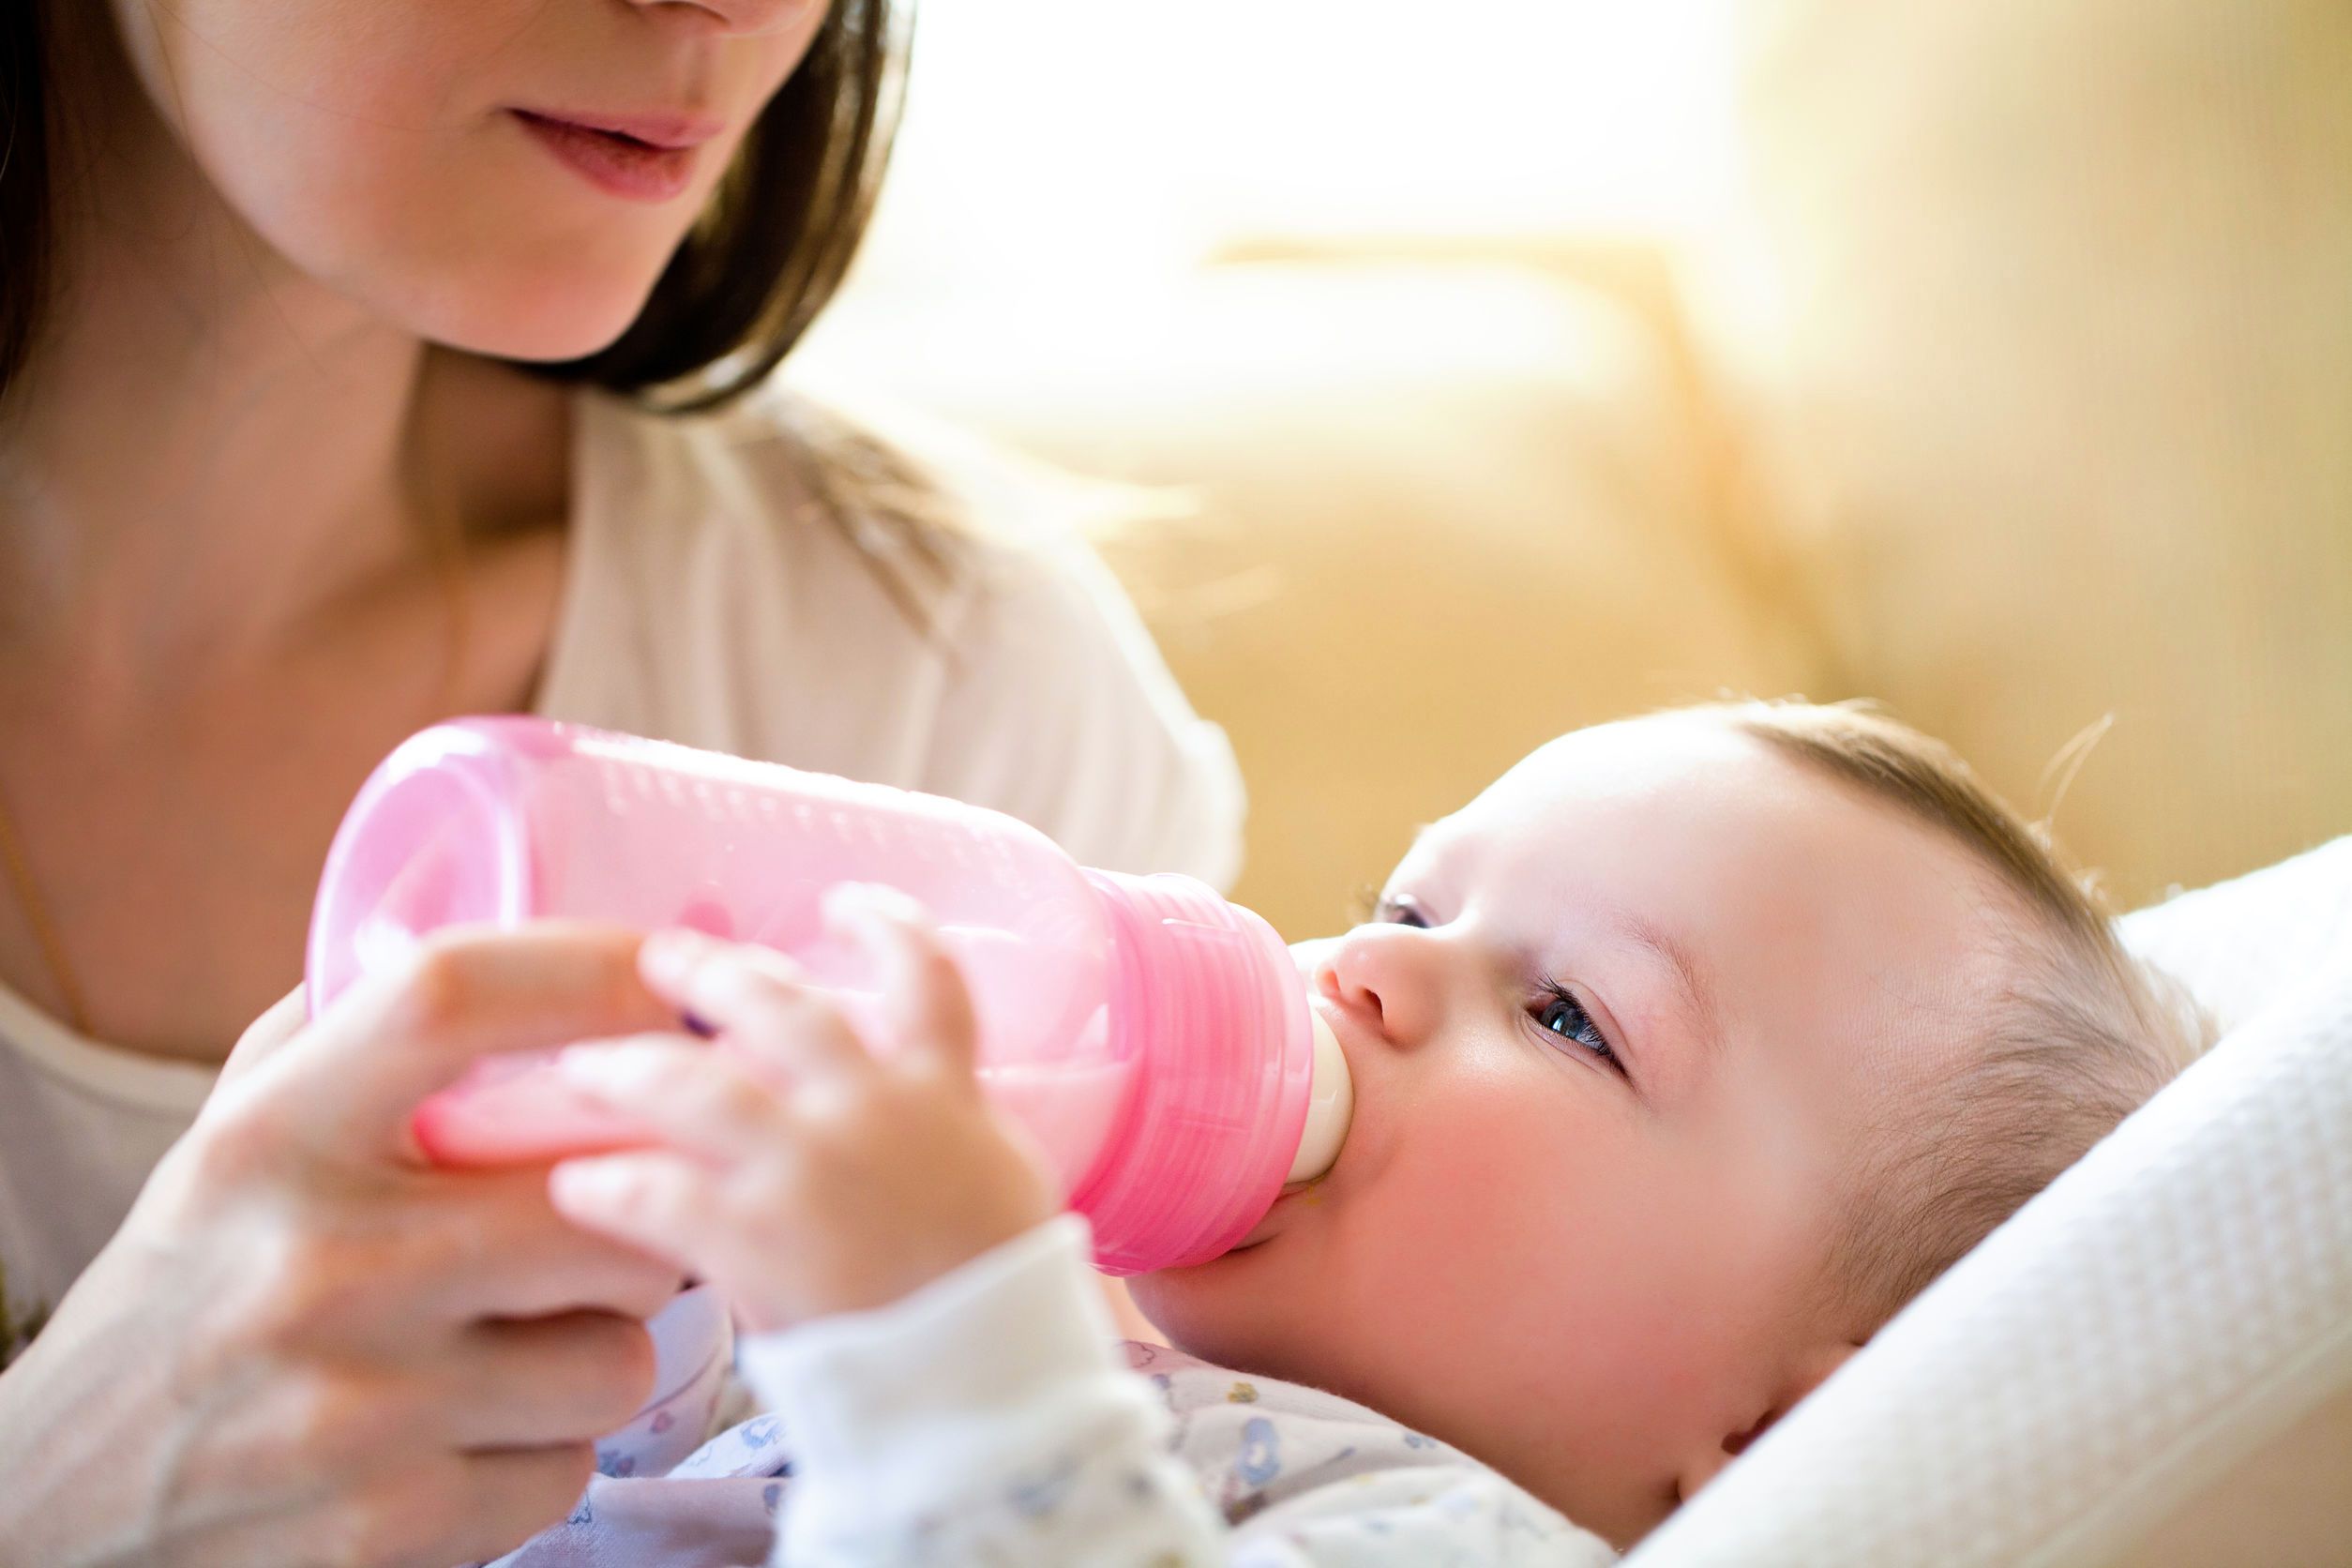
[546,887,1061,1334]
[0,926,691,1568]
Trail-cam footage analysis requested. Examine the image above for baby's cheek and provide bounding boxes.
[1313,1114,1723,1484]
[1378,1091,1737,1380]
[1353,1095,1594,1310]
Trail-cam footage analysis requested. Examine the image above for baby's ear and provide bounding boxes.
[1675,1339,1862,1502]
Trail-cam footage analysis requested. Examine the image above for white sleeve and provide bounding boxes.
[919,529,1247,892]
[737,1219,1613,1568]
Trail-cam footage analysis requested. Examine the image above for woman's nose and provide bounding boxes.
[629,0,824,37]
[1318,924,1447,1049]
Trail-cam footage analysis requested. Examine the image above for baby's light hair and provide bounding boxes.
[1703,700,2212,1325]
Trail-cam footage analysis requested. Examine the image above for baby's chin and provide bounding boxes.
[1128,1234,1332,1383]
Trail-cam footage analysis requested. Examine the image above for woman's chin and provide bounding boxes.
[402,273,667,368]
[435,309,641,368]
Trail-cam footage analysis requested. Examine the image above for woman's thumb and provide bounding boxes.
[215,986,309,1091]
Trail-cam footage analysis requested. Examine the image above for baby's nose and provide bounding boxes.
[1321,925,1445,1049]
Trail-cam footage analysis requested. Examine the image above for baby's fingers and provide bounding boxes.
[548,1151,724,1274]
[553,1038,787,1166]
[638,931,872,1082]
[824,883,980,1085]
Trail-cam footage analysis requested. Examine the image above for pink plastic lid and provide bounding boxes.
[1075,870,1316,1274]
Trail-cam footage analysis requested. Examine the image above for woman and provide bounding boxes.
[0,2,1242,1561]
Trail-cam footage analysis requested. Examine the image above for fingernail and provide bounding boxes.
[551,1159,633,1206]
[556,1042,666,1094]
[640,928,704,985]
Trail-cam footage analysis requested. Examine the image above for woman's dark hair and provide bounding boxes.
[540,0,910,412]
[0,1,912,414]
[0,7,53,400]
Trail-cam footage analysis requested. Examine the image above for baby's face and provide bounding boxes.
[1131,715,2007,1545]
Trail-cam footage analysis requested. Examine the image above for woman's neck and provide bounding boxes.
[0,6,565,711]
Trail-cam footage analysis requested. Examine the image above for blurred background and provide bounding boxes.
[786,0,2352,938]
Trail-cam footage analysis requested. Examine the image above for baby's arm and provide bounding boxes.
[546,893,1611,1566]
[741,1214,1611,1567]
[738,1214,1222,1562]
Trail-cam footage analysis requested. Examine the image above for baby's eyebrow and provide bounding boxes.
[1612,908,1723,1058]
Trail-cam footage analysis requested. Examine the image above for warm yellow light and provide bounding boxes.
[851,0,1744,294]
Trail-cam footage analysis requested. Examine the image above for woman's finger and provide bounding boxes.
[825,882,980,1083]
[551,1040,788,1167]
[637,929,873,1081]
[215,986,310,1090]
[445,1443,602,1566]
[256,924,680,1160]
[410,1168,689,1323]
[548,1149,732,1274]
[434,1311,657,1450]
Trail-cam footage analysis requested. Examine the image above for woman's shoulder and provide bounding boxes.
[556,384,1244,885]
[571,380,1173,623]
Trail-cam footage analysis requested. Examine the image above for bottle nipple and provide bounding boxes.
[1285,1011,1353,1184]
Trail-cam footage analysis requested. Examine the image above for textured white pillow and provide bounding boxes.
[1628,838,2352,1567]
[2118,836,2352,1037]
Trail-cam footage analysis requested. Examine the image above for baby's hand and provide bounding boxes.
[545,887,1060,1333]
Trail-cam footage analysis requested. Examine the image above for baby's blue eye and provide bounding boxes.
[1534,985,1619,1068]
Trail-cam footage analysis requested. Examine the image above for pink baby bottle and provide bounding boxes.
[307,716,1351,1275]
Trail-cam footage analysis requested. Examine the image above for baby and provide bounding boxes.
[512,701,2201,1564]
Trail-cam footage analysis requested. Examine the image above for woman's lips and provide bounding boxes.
[512,110,714,203]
